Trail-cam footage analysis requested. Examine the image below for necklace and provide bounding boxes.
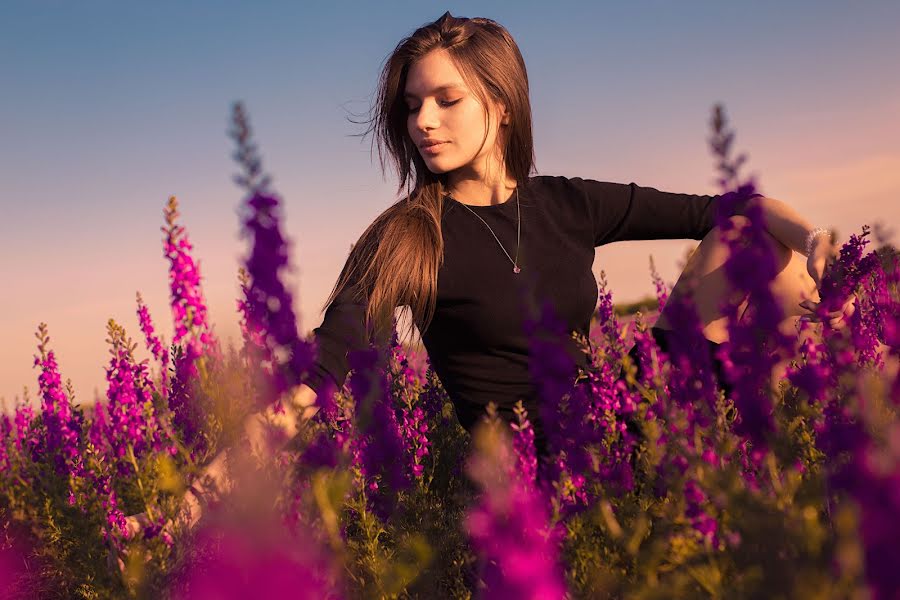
[451,187,521,274]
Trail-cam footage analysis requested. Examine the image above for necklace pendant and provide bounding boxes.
[513,266,521,274]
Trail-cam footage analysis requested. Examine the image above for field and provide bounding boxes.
[1,103,898,599]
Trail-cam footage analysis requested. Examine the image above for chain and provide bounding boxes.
[452,187,521,273]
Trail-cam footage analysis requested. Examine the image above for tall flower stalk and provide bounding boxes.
[31,324,84,493]
[163,196,215,449]
[136,291,169,398]
[230,102,317,411]
[709,104,793,451]
[346,346,410,520]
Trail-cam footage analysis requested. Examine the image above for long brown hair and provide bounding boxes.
[322,11,536,346]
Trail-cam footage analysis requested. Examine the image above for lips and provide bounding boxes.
[421,141,449,155]
[421,139,448,148]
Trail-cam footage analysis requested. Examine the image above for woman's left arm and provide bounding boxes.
[747,195,832,283]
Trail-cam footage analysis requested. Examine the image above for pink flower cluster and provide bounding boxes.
[162,196,217,353]
[31,326,84,484]
[136,291,169,396]
[162,196,216,449]
[465,419,568,599]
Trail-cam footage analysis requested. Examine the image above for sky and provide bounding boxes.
[2,1,898,406]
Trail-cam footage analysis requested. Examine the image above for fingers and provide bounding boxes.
[124,512,150,538]
[799,299,817,312]
[798,297,856,329]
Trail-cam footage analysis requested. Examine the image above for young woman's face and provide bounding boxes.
[404,49,507,176]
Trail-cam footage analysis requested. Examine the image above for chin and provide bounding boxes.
[423,158,453,174]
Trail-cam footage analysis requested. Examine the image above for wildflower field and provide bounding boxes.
[1,103,898,599]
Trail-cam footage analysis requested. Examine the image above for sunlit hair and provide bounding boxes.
[321,10,536,345]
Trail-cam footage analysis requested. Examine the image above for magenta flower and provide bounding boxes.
[649,254,670,312]
[97,472,128,540]
[347,346,411,520]
[101,320,167,468]
[12,403,35,457]
[31,323,84,483]
[593,271,625,357]
[162,196,217,449]
[87,400,109,455]
[136,291,169,395]
[397,404,429,478]
[684,479,719,548]
[629,319,667,393]
[169,510,343,599]
[162,196,217,354]
[0,414,10,473]
[787,322,834,407]
[168,340,204,449]
[388,322,432,480]
[510,401,537,487]
[465,420,568,600]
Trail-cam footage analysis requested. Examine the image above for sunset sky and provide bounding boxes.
[2,1,898,405]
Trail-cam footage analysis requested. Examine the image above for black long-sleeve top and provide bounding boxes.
[305,175,719,446]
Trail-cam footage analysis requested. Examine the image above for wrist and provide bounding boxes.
[805,227,831,256]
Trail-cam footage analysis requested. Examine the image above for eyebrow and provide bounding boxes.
[402,83,466,100]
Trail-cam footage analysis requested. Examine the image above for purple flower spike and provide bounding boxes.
[230,103,317,409]
[510,401,537,487]
[136,291,169,396]
[162,196,218,357]
[388,318,432,480]
[708,105,794,450]
[347,346,411,520]
[13,403,35,454]
[524,301,579,442]
[31,324,84,490]
[649,255,670,312]
[102,320,167,469]
[161,196,219,449]
[0,414,11,473]
[240,190,316,406]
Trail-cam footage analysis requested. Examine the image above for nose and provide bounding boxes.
[413,99,440,133]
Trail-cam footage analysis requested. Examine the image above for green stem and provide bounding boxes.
[127,445,157,523]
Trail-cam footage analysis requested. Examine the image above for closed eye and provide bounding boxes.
[407,99,460,114]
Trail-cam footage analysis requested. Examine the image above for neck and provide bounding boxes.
[446,169,518,207]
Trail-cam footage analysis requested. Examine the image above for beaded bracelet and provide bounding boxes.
[805,227,831,256]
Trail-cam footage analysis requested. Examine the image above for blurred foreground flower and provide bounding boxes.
[465,407,567,600]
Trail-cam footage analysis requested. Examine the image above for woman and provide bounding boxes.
[126,11,850,537]
[299,11,847,451]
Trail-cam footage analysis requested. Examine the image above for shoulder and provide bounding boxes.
[523,174,592,205]
[525,174,620,198]
[522,175,600,229]
[525,174,578,193]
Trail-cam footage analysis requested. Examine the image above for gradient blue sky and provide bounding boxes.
[2,1,899,405]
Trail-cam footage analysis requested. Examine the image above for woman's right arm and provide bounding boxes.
[179,382,319,528]
[125,220,383,538]
[124,382,320,537]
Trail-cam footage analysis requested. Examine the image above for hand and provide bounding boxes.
[106,512,153,577]
[805,233,834,289]
[799,294,857,330]
[799,233,854,329]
